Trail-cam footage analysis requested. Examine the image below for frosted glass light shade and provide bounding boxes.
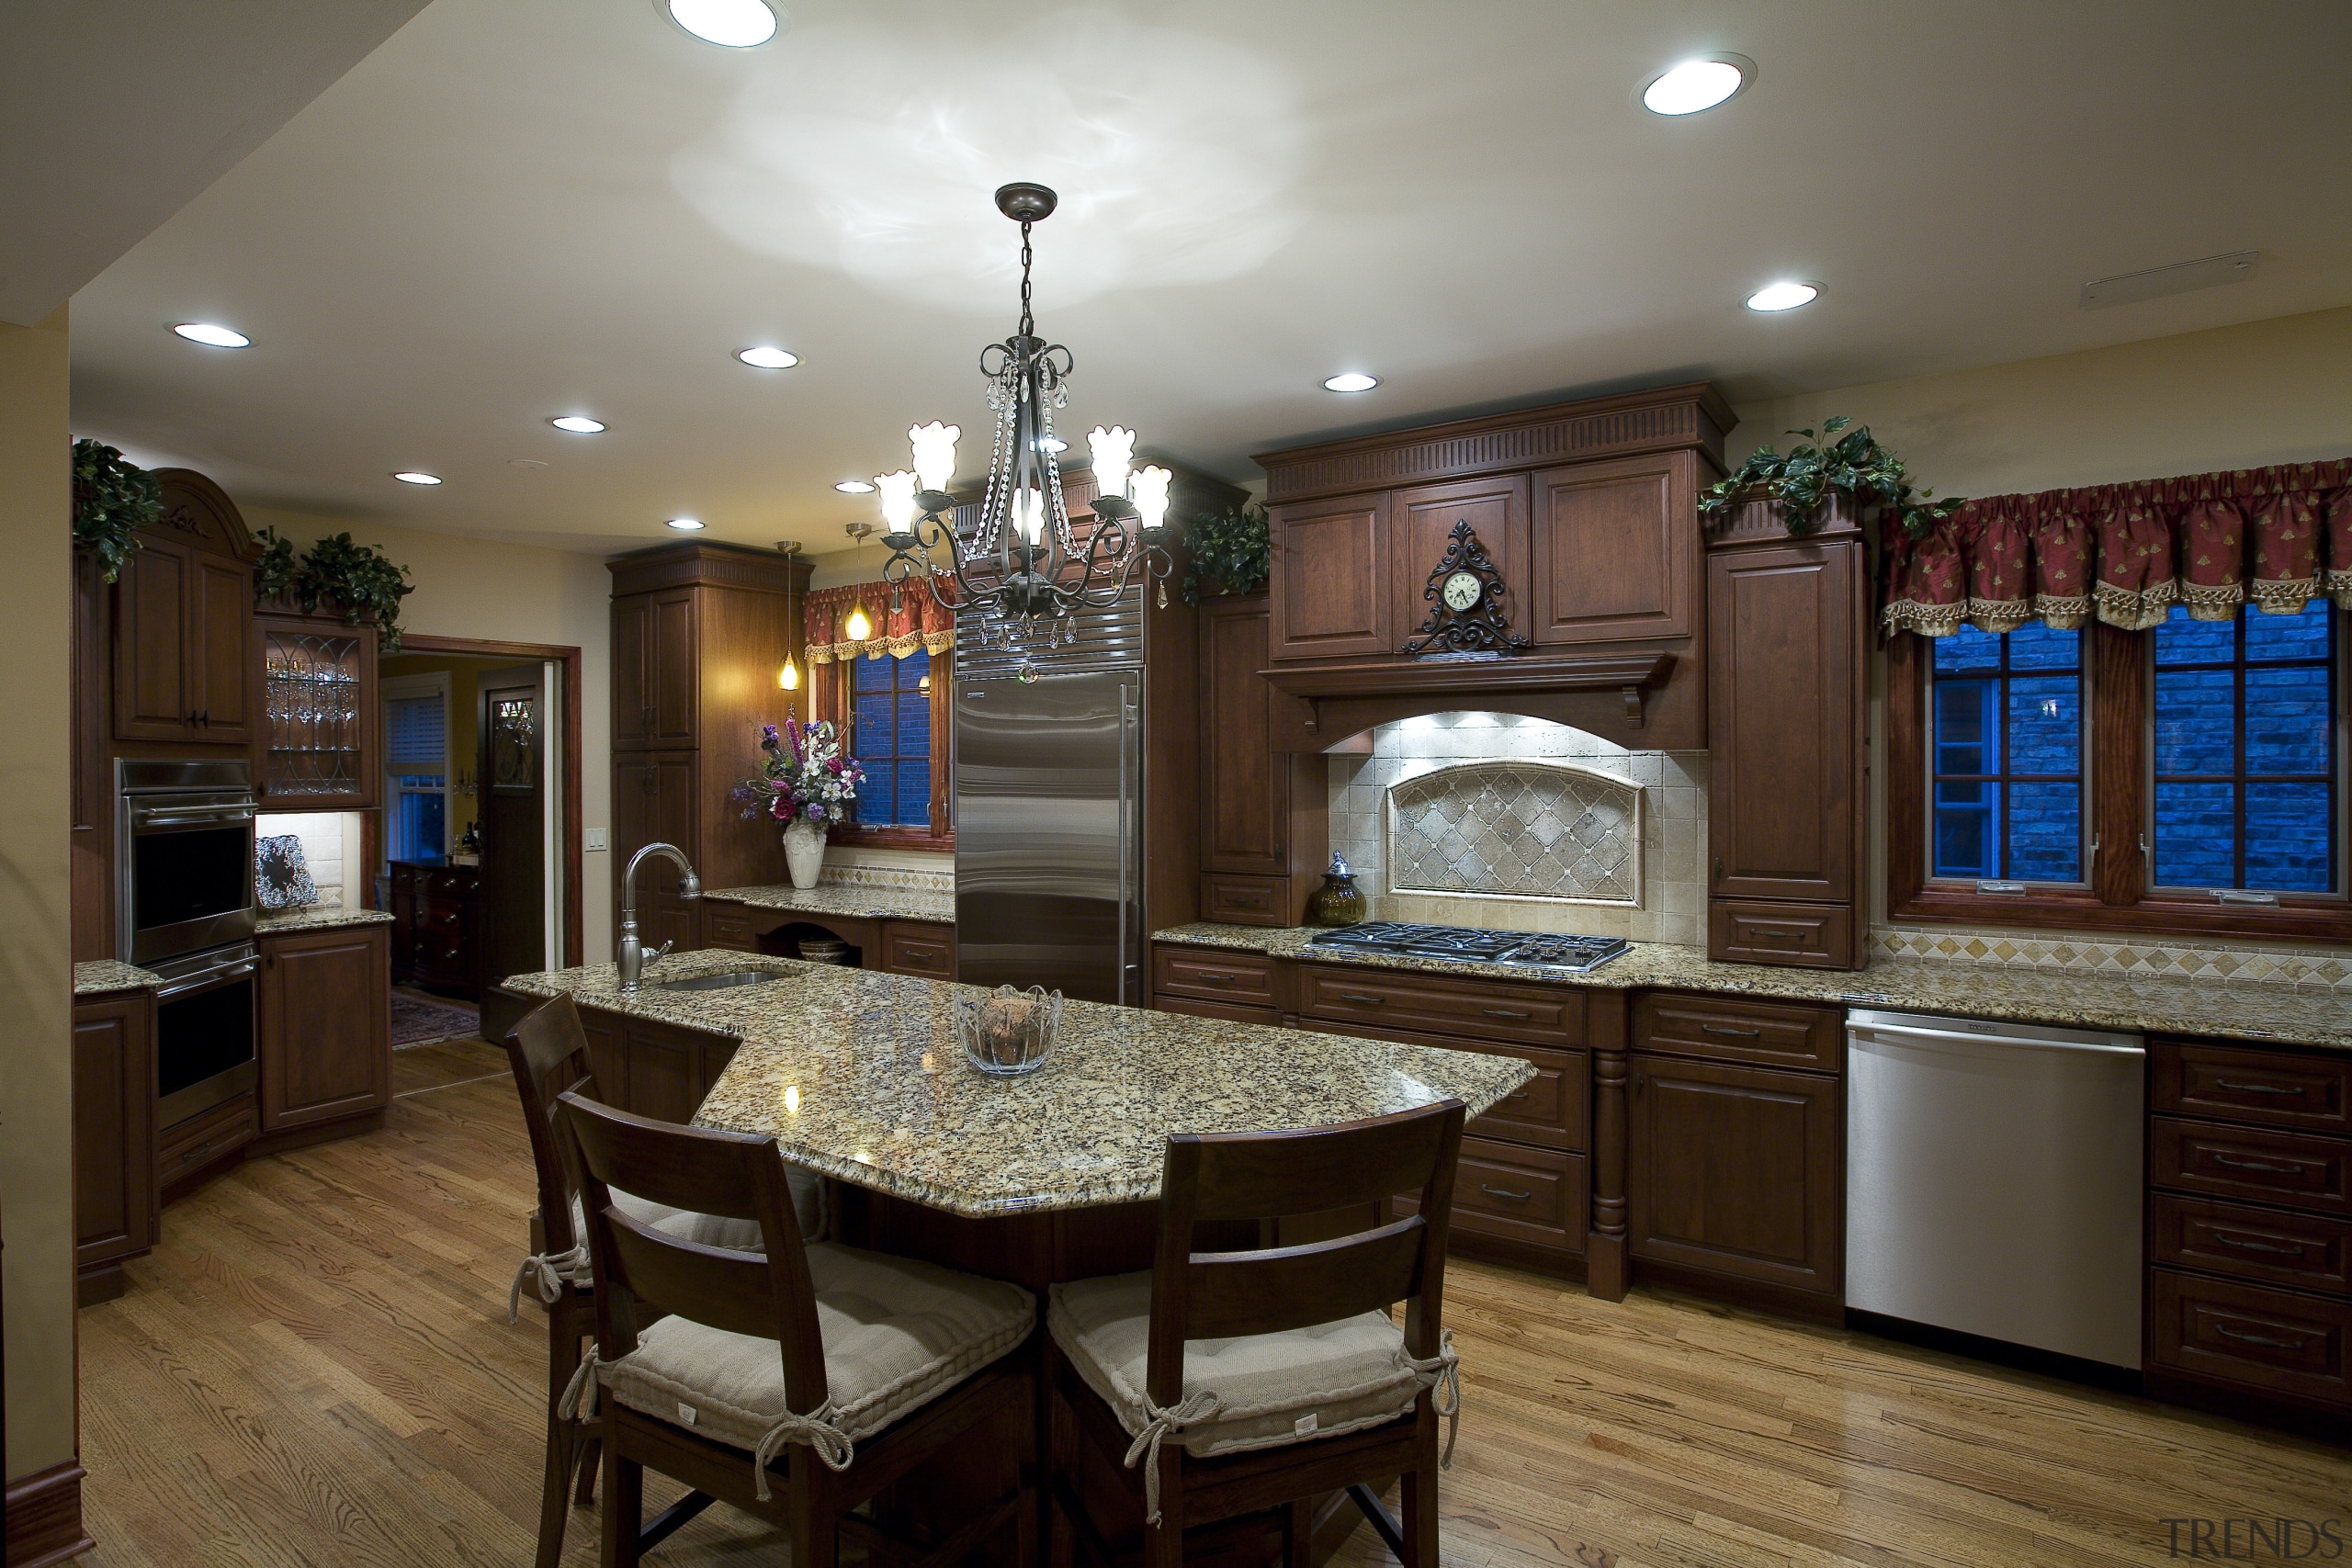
[843,604,873,641]
[1087,426,1136,499]
[876,470,919,531]
[778,657,800,691]
[1131,466,1172,532]
[910,422,960,491]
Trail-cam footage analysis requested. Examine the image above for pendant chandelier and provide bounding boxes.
[870,182,1173,649]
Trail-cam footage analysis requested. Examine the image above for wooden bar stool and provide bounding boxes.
[1046,1100,1467,1568]
[555,1089,1038,1568]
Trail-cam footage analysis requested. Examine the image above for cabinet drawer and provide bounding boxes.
[160,1096,255,1186]
[705,905,759,953]
[1154,995,1283,1027]
[1397,1138,1585,1258]
[1300,964,1583,1049]
[880,921,956,979]
[1299,1015,1584,1152]
[2153,1118,2352,1215]
[2152,1194,2352,1297]
[1708,900,1854,968]
[1153,947,1278,1007]
[2150,1268,2352,1406]
[1634,992,1843,1073]
[1200,874,1288,927]
[2154,1043,2351,1135]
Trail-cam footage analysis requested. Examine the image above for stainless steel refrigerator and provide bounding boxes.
[955,592,1146,1005]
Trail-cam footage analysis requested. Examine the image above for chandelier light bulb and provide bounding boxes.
[1087,426,1136,498]
[909,422,959,492]
[876,469,919,532]
[1017,488,1046,547]
[1130,466,1172,533]
[843,603,873,642]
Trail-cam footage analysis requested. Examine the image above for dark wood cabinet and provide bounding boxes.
[1390,474,1528,650]
[576,1003,739,1124]
[390,861,481,996]
[1267,491,1390,660]
[255,609,378,807]
[109,471,259,748]
[111,534,196,740]
[1529,451,1699,647]
[613,586,698,750]
[1196,596,1325,924]
[878,919,955,980]
[258,923,391,1134]
[611,752,703,954]
[74,988,156,1305]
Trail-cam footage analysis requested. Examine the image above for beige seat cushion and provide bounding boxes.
[598,1242,1035,1457]
[556,1164,823,1284]
[1048,1271,1421,1458]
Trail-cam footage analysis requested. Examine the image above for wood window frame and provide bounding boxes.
[1887,619,2352,944]
[814,649,954,853]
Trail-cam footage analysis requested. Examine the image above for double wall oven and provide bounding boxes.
[119,760,260,1129]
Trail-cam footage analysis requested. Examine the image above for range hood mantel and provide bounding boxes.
[1264,651,1674,744]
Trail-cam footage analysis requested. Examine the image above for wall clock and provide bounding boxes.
[1402,519,1528,658]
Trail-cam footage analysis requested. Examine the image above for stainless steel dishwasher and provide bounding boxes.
[1846,1007,2145,1370]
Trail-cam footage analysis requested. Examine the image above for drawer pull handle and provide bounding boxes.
[1507,1090,1532,1102]
[1337,992,1385,1006]
[2213,1233,2306,1258]
[2214,1078,2301,1097]
[1478,1184,1532,1202]
[2212,1153,2305,1175]
[1482,1007,1532,1020]
[1195,971,1238,983]
[1701,1023,1761,1038]
[1749,929,1801,940]
[2213,1323,2306,1351]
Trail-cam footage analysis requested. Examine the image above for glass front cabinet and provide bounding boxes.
[255,611,379,809]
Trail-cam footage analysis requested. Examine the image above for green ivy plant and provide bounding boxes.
[1180,502,1271,605]
[71,439,161,581]
[1699,415,1963,538]
[253,527,416,650]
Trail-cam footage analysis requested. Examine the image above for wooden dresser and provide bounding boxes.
[390,860,481,997]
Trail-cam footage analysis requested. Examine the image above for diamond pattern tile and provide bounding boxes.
[1388,761,1639,904]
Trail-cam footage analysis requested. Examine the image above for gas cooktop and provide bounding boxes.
[1307,921,1629,974]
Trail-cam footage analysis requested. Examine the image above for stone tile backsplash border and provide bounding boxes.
[819,860,955,895]
[1871,924,2352,991]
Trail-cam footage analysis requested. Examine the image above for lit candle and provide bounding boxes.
[909,423,959,492]
[1131,465,1172,532]
[876,469,918,532]
[1087,426,1135,499]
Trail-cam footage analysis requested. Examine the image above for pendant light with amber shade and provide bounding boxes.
[775,538,803,716]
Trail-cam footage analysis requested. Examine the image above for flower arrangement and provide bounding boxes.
[733,716,865,830]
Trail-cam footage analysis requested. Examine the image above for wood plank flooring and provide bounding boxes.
[78,1064,2349,1567]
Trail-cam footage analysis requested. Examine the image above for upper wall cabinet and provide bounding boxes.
[611,585,698,750]
[1390,475,1529,651]
[255,608,379,808]
[1268,491,1390,661]
[111,470,257,749]
[1530,450,1700,647]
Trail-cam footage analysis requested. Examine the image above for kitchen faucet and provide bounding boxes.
[617,841,701,992]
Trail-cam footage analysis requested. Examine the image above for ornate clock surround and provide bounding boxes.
[1401,518,1528,658]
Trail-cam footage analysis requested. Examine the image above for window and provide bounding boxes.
[1890,600,2347,942]
[851,650,933,829]
[383,676,450,863]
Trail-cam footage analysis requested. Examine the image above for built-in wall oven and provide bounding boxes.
[119,760,260,1130]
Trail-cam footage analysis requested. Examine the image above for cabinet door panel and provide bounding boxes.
[1268,493,1389,660]
[113,536,192,739]
[612,596,650,747]
[192,553,255,741]
[1199,602,1283,872]
[1389,475,1528,652]
[1531,453,1697,645]
[1707,542,1860,902]
[650,589,697,746]
[74,996,155,1270]
[579,1009,628,1101]
[627,1022,703,1123]
[260,927,391,1133]
[1629,1053,1841,1297]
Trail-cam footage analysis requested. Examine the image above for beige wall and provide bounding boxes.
[244,509,616,963]
[1,305,75,1480]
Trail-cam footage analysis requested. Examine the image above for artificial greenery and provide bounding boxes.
[1699,415,1963,538]
[1180,502,1271,604]
[252,526,416,650]
[71,439,161,581]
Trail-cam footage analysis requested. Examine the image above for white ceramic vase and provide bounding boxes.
[784,818,825,890]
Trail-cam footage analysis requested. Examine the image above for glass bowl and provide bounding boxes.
[954,984,1063,1077]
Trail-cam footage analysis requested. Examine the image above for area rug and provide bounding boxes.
[391,989,482,1048]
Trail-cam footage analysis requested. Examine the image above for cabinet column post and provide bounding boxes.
[1587,991,1629,1301]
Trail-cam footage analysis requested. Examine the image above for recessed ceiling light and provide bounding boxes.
[172,321,250,348]
[833,479,876,494]
[665,516,707,530]
[392,471,443,486]
[737,345,800,369]
[550,415,606,434]
[1745,281,1821,312]
[1642,56,1752,116]
[1322,372,1379,393]
[665,0,777,48]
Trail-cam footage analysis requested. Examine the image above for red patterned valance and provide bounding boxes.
[1881,457,2352,637]
[803,581,953,663]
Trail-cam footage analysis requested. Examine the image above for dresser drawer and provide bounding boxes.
[2150,1268,2352,1406]
[1396,1138,1585,1258]
[880,920,955,979]
[2154,1042,2352,1135]
[1634,992,1843,1073]
[1153,947,1279,1007]
[1300,964,1583,1049]
[1200,874,1288,927]
[2152,1194,2352,1297]
[1708,900,1854,969]
[2153,1118,2352,1215]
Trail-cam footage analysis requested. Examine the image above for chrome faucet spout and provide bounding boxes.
[617,841,702,992]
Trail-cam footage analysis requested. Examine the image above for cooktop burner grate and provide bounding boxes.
[1308,921,1628,973]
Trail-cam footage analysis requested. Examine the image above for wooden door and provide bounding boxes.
[612,753,701,953]
[259,926,392,1133]
[112,535,194,740]
[1199,599,1283,874]
[612,594,650,748]
[1389,474,1529,651]
[1628,1052,1842,1298]
[1707,541,1860,902]
[190,551,256,741]
[74,994,156,1276]
[1530,451,1699,646]
[1268,491,1390,660]
[648,587,698,746]
[477,663,548,986]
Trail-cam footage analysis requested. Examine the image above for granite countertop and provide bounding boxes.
[504,949,1533,1219]
[1151,923,2352,1054]
[702,883,955,924]
[75,959,162,995]
[256,907,398,934]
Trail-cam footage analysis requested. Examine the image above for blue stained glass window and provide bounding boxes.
[850,649,933,829]
[2151,602,2336,893]
[1928,624,2085,881]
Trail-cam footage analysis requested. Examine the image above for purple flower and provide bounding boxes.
[760,724,782,753]
[805,803,826,822]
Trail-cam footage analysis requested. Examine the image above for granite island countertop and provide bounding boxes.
[257,907,397,935]
[74,959,162,995]
[702,883,955,924]
[1152,923,2352,1054]
[503,948,1534,1218]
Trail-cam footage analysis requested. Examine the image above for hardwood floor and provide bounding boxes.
[79,1071,2348,1567]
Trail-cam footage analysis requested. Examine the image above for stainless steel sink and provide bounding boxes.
[654,968,790,993]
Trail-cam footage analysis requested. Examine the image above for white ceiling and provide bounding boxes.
[64,0,2352,561]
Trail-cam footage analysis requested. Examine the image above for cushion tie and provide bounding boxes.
[1403,1329,1461,1468]
[750,1402,855,1501]
[556,1350,604,1423]
[508,1246,587,1324]
[1123,1391,1224,1527]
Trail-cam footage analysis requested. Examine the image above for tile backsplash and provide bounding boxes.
[1327,712,1706,944]
[820,846,954,894]
[255,811,367,908]
[1871,924,2352,992]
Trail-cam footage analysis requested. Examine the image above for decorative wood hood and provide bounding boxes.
[1253,381,1732,751]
